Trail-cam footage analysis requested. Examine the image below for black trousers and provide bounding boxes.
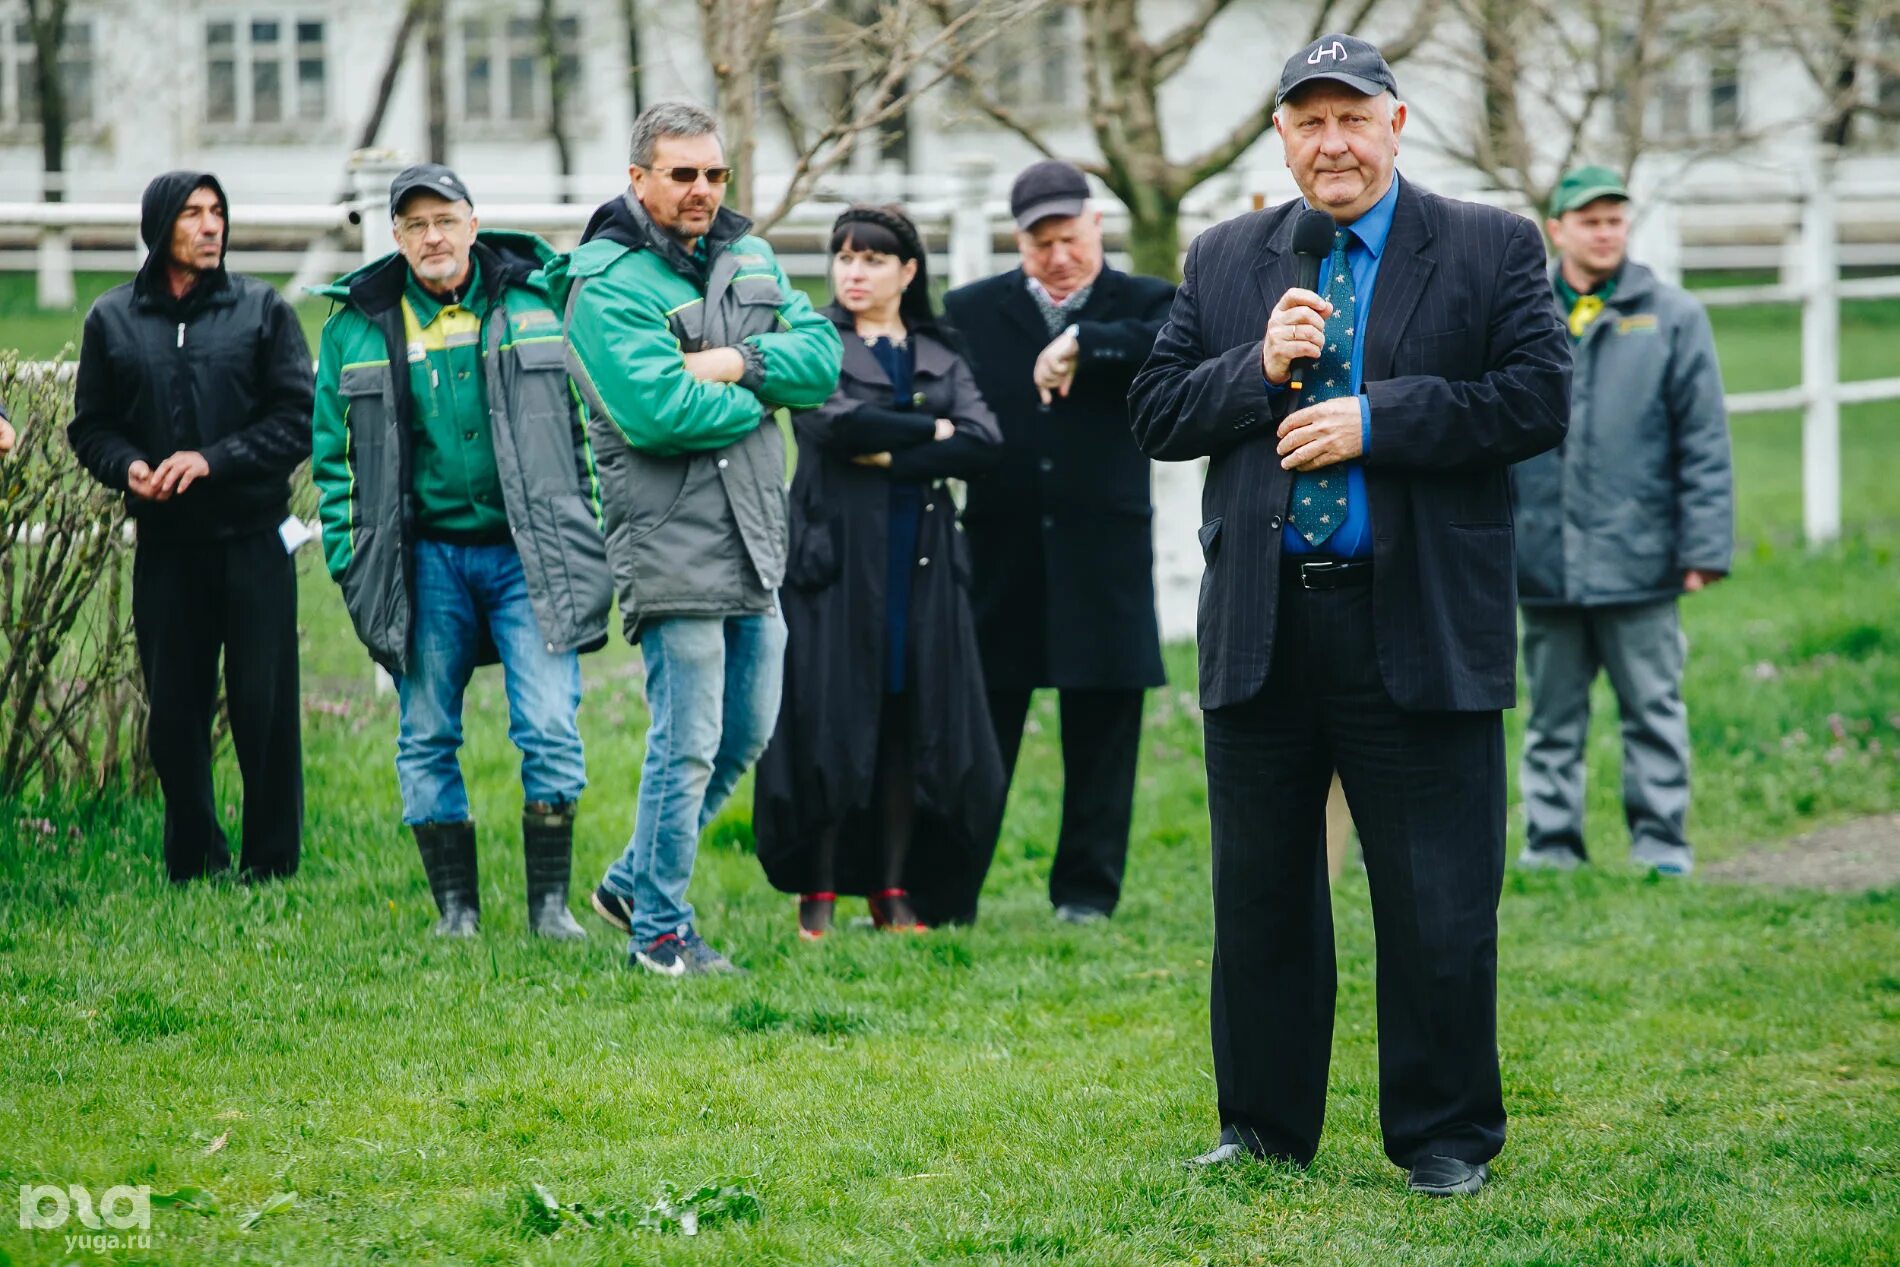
[133,531,302,882]
[988,686,1143,914]
[1202,577,1505,1170]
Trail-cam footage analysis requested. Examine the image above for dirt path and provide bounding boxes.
[1702,814,1900,893]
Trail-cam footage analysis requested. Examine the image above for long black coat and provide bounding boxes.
[942,266,1176,691]
[753,308,1008,925]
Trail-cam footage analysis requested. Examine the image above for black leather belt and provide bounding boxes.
[1283,558,1373,590]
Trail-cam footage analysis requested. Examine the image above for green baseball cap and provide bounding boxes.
[1549,165,1630,217]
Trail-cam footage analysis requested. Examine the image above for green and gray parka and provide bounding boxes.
[310,230,612,673]
[544,193,842,639]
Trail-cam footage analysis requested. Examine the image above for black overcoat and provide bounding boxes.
[753,307,1008,925]
[942,266,1176,691]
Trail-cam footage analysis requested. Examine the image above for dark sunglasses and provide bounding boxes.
[643,165,733,185]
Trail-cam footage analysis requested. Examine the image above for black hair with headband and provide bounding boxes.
[828,203,938,333]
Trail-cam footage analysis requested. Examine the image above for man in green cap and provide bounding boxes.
[1510,166,1733,876]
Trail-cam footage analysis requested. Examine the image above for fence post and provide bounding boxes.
[35,225,76,310]
[1800,146,1841,547]
[349,148,409,266]
[949,155,995,288]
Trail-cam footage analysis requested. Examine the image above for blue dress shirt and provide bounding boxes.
[1274,175,1399,559]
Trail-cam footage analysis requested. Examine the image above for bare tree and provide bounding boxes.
[1419,0,1763,217]
[539,0,578,201]
[700,0,780,215]
[22,0,70,205]
[754,0,1050,229]
[423,0,450,163]
[698,0,1048,229]
[622,0,648,123]
[355,0,427,156]
[1764,0,1900,146]
[929,0,1440,279]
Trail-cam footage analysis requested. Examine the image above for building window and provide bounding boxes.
[206,14,326,126]
[1708,38,1741,134]
[4,16,95,128]
[457,10,579,126]
[990,6,1074,112]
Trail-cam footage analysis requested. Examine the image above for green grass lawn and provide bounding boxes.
[1,293,1897,1264]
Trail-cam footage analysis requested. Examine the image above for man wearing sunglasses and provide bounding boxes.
[548,101,842,977]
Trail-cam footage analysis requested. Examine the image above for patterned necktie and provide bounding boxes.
[1288,230,1356,548]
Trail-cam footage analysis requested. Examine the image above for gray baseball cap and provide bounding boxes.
[1276,34,1399,107]
[388,163,473,217]
[1009,160,1091,231]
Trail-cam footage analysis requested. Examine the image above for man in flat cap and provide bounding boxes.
[310,164,613,938]
[943,159,1176,926]
[1132,34,1571,1195]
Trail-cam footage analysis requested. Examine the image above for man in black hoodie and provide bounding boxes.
[68,171,313,882]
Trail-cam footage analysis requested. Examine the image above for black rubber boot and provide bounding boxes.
[413,820,481,937]
[524,802,587,941]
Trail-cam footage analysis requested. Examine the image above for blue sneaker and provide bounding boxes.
[679,930,745,976]
[1631,840,1693,876]
[632,931,687,977]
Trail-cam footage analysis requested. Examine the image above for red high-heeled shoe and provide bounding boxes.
[797,892,836,940]
[868,888,926,932]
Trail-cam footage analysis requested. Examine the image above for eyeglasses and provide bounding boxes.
[396,214,469,239]
[641,165,733,186]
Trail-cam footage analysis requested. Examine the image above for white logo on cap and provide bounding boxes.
[1308,40,1346,64]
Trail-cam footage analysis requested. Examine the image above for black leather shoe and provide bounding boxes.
[1407,1155,1489,1196]
[413,820,481,937]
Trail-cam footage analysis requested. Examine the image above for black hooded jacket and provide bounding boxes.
[67,170,314,543]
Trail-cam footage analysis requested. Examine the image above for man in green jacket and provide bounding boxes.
[311,165,614,938]
[547,102,842,976]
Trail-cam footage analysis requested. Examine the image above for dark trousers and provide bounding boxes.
[988,686,1143,914]
[133,531,302,882]
[1202,577,1505,1170]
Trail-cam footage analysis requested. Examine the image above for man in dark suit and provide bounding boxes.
[1130,35,1571,1195]
[945,161,1176,924]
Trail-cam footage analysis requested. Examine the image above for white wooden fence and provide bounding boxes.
[5,149,1897,642]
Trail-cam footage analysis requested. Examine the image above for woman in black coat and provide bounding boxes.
[753,205,1006,936]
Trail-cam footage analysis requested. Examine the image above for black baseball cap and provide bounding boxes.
[1009,159,1091,231]
[1276,34,1399,107]
[388,163,473,217]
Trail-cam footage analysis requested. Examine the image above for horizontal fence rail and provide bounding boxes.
[6,151,1896,640]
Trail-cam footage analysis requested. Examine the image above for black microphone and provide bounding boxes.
[1287,209,1337,392]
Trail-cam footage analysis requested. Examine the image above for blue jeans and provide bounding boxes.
[602,609,787,945]
[394,540,586,824]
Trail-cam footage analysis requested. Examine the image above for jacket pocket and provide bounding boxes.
[506,338,583,498]
[786,515,840,591]
[1198,516,1224,565]
[598,447,691,541]
[731,275,785,308]
[337,363,392,508]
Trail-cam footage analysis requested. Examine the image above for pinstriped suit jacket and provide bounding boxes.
[1130,177,1571,712]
